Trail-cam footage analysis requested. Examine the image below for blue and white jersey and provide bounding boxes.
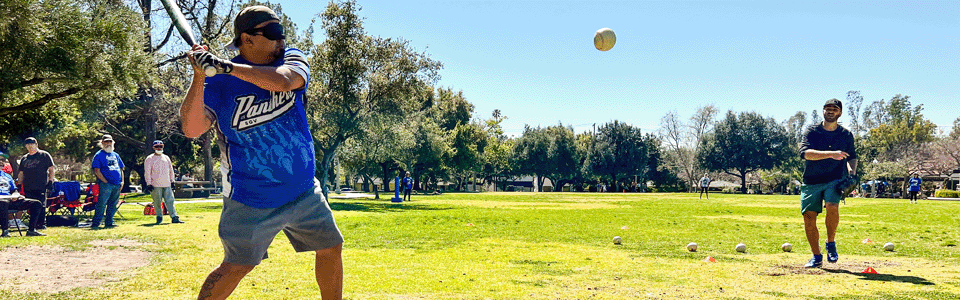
[908,177,922,192]
[91,150,125,185]
[0,172,16,195]
[203,48,314,208]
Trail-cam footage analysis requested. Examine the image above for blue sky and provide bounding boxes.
[268,0,958,136]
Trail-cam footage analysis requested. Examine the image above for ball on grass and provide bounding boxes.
[736,243,747,253]
[781,243,793,252]
[613,236,622,245]
[884,242,895,251]
[687,242,698,252]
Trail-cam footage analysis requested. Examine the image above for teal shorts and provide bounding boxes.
[800,179,842,214]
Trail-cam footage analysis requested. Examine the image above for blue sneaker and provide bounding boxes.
[825,242,838,263]
[804,255,823,268]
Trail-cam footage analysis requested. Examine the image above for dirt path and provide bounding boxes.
[0,238,154,293]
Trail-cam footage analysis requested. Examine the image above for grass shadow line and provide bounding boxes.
[823,268,935,285]
[330,201,452,213]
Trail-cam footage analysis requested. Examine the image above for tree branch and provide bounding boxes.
[0,86,86,118]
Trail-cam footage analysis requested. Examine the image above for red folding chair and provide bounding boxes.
[78,183,99,219]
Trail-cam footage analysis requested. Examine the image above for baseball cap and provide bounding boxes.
[24,137,37,144]
[227,6,281,51]
[101,134,114,142]
[824,99,842,110]
[152,140,164,146]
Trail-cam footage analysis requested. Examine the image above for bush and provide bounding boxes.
[934,189,959,198]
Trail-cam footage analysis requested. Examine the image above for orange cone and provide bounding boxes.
[703,256,717,263]
[862,267,878,274]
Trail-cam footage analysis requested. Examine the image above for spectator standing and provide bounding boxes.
[17,137,55,229]
[402,172,413,202]
[90,134,124,229]
[699,174,711,200]
[908,173,922,204]
[144,140,183,224]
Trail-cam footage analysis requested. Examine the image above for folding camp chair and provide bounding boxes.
[48,181,83,216]
[6,209,28,236]
[77,183,99,219]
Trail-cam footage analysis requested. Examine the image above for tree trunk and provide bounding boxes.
[362,174,379,199]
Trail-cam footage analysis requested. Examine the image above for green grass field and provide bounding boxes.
[2,192,959,299]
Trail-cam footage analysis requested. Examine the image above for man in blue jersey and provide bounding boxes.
[91,134,124,229]
[402,171,413,201]
[182,6,343,300]
[908,173,922,204]
[799,99,857,268]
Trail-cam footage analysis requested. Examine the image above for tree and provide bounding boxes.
[338,113,413,198]
[864,95,937,161]
[0,0,151,138]
[697,111,792,193]
[659,111,693,190]
[512,126,550,192]
[659,106,716,192]
[845,90,865,137]
[447,122,487,191]
[308,0,442,198]
[480,110,514,192]
[950,117,960,140]
[544,125,579,192]
[689,105,718,150]
[582,121,652,192]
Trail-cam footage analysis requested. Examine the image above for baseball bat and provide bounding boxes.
[159,0,217,77]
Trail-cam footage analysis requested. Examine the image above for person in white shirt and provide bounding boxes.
[699,174,711,200]
[144,140,183,224]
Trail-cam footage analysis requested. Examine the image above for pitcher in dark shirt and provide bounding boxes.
[798,99,858,268]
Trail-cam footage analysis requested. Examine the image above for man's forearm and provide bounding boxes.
[181,74,212,138]
[803,150,836,161]
[93,169,108,183]
[230,65,304,92]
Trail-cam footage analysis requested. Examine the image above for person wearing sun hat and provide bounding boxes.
[90,134,124,229]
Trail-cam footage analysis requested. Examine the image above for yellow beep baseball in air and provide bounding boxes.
[594,28,616,51]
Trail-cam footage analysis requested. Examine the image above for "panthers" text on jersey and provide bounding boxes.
[231,91,297,131]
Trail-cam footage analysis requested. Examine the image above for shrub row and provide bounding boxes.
[934,189,959,198]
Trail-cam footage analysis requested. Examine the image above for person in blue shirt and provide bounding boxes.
[908,173,922,204]
[402,171,414,201]
[90,134,124,229]
[0,171,45,237]
[182,6,343,299]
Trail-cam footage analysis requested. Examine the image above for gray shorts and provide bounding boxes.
[219,180,343,266]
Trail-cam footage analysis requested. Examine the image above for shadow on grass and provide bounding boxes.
[330,201,451,213]
[823,268,935,285]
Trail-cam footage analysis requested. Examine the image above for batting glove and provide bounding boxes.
[191,51,234,75]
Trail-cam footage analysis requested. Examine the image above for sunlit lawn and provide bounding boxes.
[2,192,959,299]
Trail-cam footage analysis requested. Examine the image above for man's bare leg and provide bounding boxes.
[198,262,255,300]
[803,211,821,255]
[824,203,839,242]
[315,243,343,300]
